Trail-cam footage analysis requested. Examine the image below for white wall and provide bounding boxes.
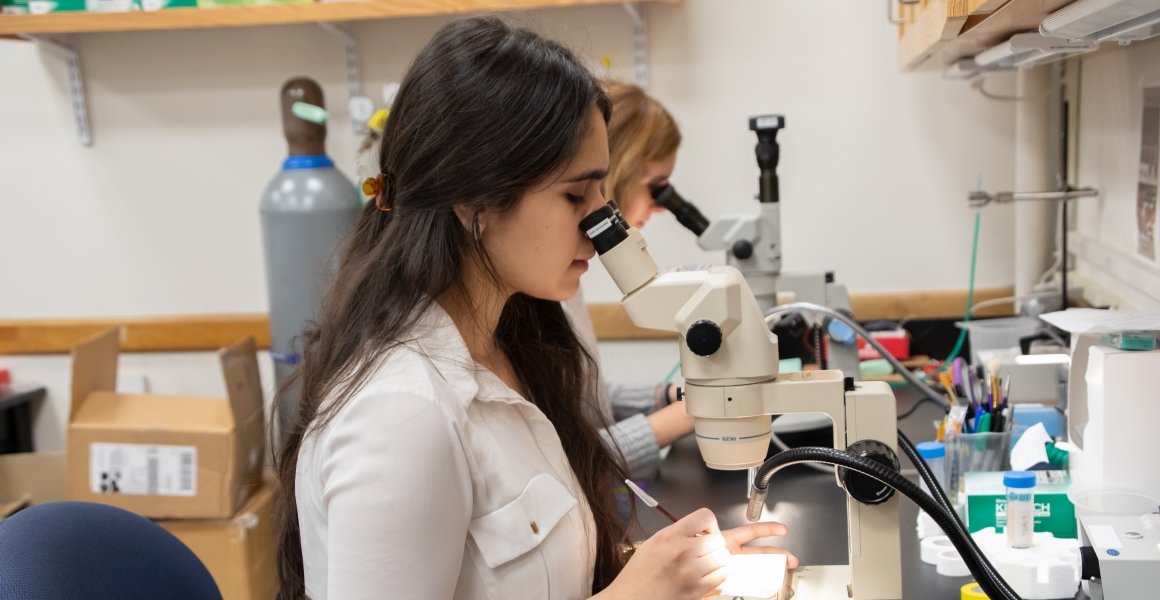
[1072,37,1160,309]
[0,0,1017,451]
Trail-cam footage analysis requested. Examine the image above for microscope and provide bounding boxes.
[581,203,903,599]
[651,115,860,381]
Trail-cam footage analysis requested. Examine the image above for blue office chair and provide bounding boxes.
[0,501,222,600]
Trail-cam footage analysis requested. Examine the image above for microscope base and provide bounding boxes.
[792,565,900,600]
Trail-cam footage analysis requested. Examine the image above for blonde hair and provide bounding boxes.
[603,80,682,212]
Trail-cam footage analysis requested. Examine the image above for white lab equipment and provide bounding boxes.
[923,530,1082,599]
[1068,343,1160,499]
[581,203,902,600]
[1077,513,1160,600]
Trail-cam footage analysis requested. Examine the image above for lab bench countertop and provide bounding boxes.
[634,388,1083,600]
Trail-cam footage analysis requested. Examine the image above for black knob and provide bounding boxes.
[1078,546,1100,582]
[839,440,899,506]
[686,320,723,357]
[731,239,754,260]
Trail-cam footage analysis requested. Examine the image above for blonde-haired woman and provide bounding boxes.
[604,80,682,229]
[565,80,694,478]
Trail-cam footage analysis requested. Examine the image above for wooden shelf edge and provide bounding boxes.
[0,0,679,36]
[898,0,971,71]
[899,0,1076,72]
[0,287,1016,354]
[0,314,271,354]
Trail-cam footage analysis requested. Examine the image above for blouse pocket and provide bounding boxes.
[467,473,579,597]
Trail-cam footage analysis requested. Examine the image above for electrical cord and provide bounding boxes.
[969,291,1059,316]
[896,395,944,421]
[897,430,1019,599]
[765,302,950,411]
[769,430,832,474]
[749,442,1023,600]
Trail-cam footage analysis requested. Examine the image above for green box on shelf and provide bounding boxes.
[0,0,28,14]
[964,470,1077,539]
[1,0,85,13]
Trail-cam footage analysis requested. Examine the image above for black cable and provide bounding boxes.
[765,304,950,411]
[896,395,947,421]
[751,445,1023,600]
[897,430,1019,599]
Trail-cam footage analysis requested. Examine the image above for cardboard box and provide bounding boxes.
[158,481,279,600]
[0,451,68,520]
[964,470,1077,539]
[68,328,265,519]
[1,453,277,600]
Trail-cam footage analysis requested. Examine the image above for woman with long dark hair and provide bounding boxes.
[275,16,795,600]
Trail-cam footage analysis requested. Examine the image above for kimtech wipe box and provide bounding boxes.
[964,470,1077,539]
[67,328,265,519]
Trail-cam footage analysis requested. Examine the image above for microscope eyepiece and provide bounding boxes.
[580,203,629,255]
[651,184,711,237]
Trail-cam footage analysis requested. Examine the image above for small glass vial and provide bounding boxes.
[1004,471,1036,549]
[916,441,946,495]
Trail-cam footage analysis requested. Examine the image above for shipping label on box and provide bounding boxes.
[965,470,1077,538]
[89,442,198,496]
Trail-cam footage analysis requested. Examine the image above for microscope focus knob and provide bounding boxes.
[840,440,900,506]
[686,320,723,357]
[731,239,754,260]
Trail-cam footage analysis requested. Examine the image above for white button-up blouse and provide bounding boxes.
[296,302,598,599]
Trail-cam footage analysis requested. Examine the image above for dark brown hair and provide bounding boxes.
[274,16,627,599]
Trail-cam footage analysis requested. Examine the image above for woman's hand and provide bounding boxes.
[721,521,799,569]
[601,508,731,600]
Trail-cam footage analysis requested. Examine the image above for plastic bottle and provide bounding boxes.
[915,441,947,539]
[260,77,362,444]
[916,441,947,495]
[1004,470,1036,548]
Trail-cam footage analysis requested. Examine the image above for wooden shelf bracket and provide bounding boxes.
[24,34,92,147]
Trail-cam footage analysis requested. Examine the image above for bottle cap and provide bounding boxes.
[1004,471,1036,489]
[916,441,945,459]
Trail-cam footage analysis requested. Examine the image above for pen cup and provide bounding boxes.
[944,430,1014,503]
